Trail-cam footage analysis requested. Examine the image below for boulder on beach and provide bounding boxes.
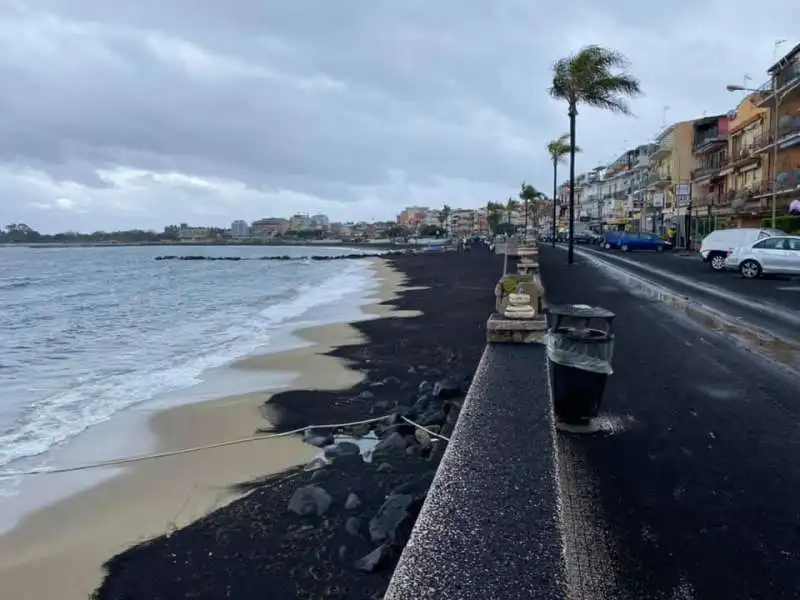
[287,485,333,517]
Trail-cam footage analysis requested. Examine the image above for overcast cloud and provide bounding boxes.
[0,1,795,232]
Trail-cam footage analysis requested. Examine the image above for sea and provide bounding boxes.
[0,244,383,524]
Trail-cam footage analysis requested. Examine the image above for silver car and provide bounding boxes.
[724,235,800,279]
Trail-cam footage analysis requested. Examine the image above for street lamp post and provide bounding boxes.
[726,83,782,229]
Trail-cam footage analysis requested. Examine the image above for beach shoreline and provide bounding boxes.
[0,258,407,600]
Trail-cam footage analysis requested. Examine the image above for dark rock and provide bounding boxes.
[419,408,446,427]
[368,494,414,544]
[432,378,461,399]
[413,429,431,449]
[417,380,432,394]
[305,456,329,471]
[376,422,413,439]
[345,492,361,510]
[374,399,391,411]
[353,544,394,573]
[376,462,393,473]
[391,472,435,498]
[345,516,362,537]
[344,423,371,438]
[303,429,334,448]
[413,392,433,413]
[382,376,401,385]
[357,390,375,400]
[287,485,333,517]
[372,431,407,457]
[324,441,361,459]
[405,445,422,457]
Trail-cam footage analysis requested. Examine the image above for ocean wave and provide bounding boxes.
[0,258,376,474]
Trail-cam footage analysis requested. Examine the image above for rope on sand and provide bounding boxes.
[0,414,449,478]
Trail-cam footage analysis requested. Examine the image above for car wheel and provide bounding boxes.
[621,244,630,252]
[740,260,761,279]
[656,245,664,253]
[709,253,726,271]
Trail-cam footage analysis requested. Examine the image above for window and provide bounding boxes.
[753,238,785,250]
[787,238,800,251]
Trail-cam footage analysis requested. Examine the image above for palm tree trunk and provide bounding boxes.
[567,105,577,265]
[551,158,557,248]
[524,199,528,235]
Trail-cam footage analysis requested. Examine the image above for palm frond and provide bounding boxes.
[548,45,642,115]
[547,133,581,163]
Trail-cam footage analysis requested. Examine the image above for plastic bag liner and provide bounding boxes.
[545,327,614,375]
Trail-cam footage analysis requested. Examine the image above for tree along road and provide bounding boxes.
[539,245,800,600]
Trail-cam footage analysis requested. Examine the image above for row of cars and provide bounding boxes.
[539,230,672,252]
[698,227,800,279]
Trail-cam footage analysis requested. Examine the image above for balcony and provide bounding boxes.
[644,172,671,188]
[749,116,800,153]
[691,158,726,182]
[755,62,800,108]
[693,131,727,154]
[649,140,673,160]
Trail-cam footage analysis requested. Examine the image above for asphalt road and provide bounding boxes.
[539,245,800,600]
[558,244,800,350]
[576,242,800,312]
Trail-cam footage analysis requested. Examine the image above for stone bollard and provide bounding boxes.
[487,274,548,344]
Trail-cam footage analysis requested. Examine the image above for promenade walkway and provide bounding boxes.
[538,245,800,599]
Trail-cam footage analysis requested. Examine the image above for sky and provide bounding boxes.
[0,1,796,233]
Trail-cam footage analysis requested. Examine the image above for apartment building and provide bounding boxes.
[397,206,428,227]
[288,214,311,231]
[690,114,730,214]
[309,214,330,231]
[177,225,210,240]
[251,217,288,238]
[450,209,476,235]
[230,220,250,238]
[751,43,800,219]
[647,120,694,233]
[718,94,768,225]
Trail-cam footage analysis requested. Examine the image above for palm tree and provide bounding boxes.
[505,197,521,232]
[518,182,542,236]
[546,134,581,247]
[439,204,452,236]
[486,201,504,234]
[549,45,642,263]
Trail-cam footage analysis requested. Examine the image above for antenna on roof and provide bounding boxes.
[773,38,787,61]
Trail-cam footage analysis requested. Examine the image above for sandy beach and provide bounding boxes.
[0,258,406,600]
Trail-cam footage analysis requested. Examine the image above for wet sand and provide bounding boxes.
[0,258,405,600]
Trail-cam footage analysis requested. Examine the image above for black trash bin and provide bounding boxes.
[546,305,615,425]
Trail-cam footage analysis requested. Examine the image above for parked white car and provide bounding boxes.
[699,228,786,271]
[724,235,800,279]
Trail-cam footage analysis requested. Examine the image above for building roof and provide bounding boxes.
[768,42,800,74]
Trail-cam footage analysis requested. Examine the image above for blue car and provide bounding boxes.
[602,231,671,252]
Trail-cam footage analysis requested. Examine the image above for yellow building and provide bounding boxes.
[751,43,800,223]
[646,120,694,232]
[718,94,767,225]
